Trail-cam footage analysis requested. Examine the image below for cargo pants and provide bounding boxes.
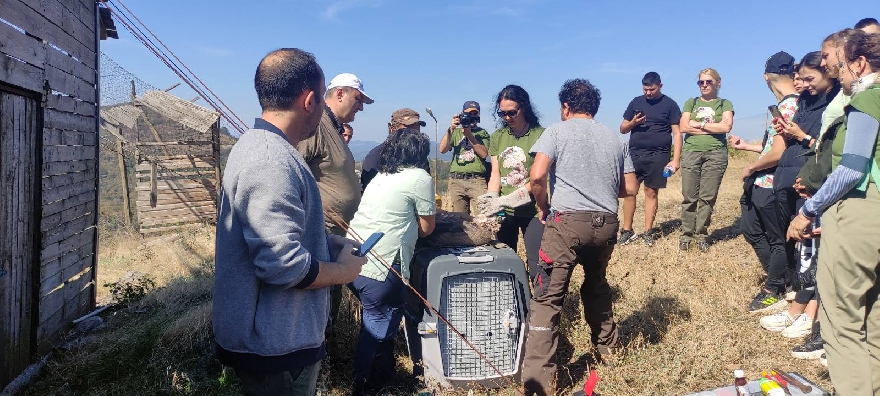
[447,175,487,215]
[817,187,880,396]
[680,148,728,243]
[522,211,620,395]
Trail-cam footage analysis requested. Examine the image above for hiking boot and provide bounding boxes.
[748,289,787,313]
[679,241,691,251]
[781,314,813,338]
[791,321,824,360]
[696,239,711,252]
[759,311,795,332]
[619,229,637,245]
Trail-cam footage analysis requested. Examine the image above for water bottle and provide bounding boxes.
[662,166,675,178]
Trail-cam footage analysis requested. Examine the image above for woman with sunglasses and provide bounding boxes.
[678,68,734,252]
[787,29,880,395]
[480,84,545,287]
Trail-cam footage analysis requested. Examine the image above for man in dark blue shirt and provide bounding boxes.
[619,72,682,246]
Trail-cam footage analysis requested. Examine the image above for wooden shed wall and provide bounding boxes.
[0,0,99,381]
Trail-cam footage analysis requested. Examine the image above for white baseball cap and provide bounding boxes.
[326,73,374,104]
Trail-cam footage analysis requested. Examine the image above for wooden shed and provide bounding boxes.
[0,0,107,389]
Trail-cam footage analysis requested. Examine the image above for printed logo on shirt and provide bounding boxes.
[457,135,476,163]
[499,146,527,187]
[694,107,716,123]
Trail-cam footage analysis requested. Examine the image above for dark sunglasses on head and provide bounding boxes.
[697,80,715,86]
[497,109,520,118]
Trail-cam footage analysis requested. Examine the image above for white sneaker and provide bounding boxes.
[781,314,813,338]
[760,311,794,332]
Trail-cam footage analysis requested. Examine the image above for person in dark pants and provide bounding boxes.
[478,85,545,289]
[730,51,800,313]
[346,128,437,394]
[772,51,840,303]
[619,72,682,246]
[213,48,368,396]
[523,78,637,396]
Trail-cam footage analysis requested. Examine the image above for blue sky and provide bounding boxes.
[101,1,865,142]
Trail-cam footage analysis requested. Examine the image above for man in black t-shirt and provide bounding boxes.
[619,72,682,246]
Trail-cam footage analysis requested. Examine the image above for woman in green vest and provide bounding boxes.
[787,29,880,396]
[677,68,735,252]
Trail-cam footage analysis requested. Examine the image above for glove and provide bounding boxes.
[478,186,531,216]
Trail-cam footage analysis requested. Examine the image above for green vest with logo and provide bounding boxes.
[831,84,880,193]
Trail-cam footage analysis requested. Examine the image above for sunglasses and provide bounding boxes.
[697,80,715,86]
[497,109,520,118]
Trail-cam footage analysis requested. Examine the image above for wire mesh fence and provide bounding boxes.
[99,53,229,235]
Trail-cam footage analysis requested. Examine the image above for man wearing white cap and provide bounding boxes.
[297,72,374,236]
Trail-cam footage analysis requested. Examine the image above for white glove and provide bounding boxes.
[478,186,531,216]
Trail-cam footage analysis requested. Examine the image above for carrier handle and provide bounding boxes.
[457,255,495,264]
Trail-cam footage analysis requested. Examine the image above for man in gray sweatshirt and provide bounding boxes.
[213,48,367,395]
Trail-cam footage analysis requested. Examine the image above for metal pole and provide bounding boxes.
[425,107,439,182]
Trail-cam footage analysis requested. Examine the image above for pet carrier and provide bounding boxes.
[403,245,531,389]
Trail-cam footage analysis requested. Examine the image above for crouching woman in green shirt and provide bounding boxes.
[678,68,734,252]
[345,128,437,394]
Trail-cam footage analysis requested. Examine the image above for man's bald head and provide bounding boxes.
[255,48,324,112]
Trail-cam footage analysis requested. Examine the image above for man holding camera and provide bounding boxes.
[439,101,490,214]
[619,72,682,246]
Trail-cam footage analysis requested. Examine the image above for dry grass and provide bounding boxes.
[23,155,833,396]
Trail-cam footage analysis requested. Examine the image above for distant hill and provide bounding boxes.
[348,139,453,162]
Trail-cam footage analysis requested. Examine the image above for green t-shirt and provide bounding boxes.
[682,97,734,152]
[449,126,491,174]
[488,125,545,217]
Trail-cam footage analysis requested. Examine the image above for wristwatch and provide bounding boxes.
[801,135,813,147]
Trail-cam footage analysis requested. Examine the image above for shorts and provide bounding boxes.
[631,151,670,189]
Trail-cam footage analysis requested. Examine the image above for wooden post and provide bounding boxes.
[211,118,221,196]
[116,138,132,226]
[149,162,157,208]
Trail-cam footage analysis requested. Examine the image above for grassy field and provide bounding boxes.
[22,152,833,395]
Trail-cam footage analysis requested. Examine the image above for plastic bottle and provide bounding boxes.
[662,165,675,178]
[734,370,749,396]
[758,378,785,396]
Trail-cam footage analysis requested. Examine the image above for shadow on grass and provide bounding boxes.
[618,296,691,346]
[708,216,742,244]
[657,219,682,237]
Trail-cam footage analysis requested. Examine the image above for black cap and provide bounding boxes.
[765,51,796,75]
[462,101,480,113]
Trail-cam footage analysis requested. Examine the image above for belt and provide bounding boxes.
[450,172,486,179]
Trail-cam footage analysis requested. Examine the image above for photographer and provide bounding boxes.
[439,101,490,214]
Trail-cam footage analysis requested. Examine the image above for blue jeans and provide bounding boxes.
[348,264,406,384]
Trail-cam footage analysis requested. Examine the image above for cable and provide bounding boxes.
[324,207,524,393]
[110,0,248,131]
[102,2,246,135]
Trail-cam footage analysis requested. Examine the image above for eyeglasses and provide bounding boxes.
[697,80,715,86]
[497,109,520,118]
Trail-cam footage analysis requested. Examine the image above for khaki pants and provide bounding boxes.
[680,148,728,243]
[817,186,880,396]
[522,211,620,395]
[447,177,487,214]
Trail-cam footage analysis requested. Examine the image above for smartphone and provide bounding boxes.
[633,110,644,118]
[768,105,783,119]
[354,232,384,257]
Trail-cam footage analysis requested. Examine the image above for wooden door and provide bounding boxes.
[0,89,40,388]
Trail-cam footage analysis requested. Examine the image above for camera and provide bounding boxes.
[458,112,479,128]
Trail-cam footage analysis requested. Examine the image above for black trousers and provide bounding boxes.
[740,185,789,294]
